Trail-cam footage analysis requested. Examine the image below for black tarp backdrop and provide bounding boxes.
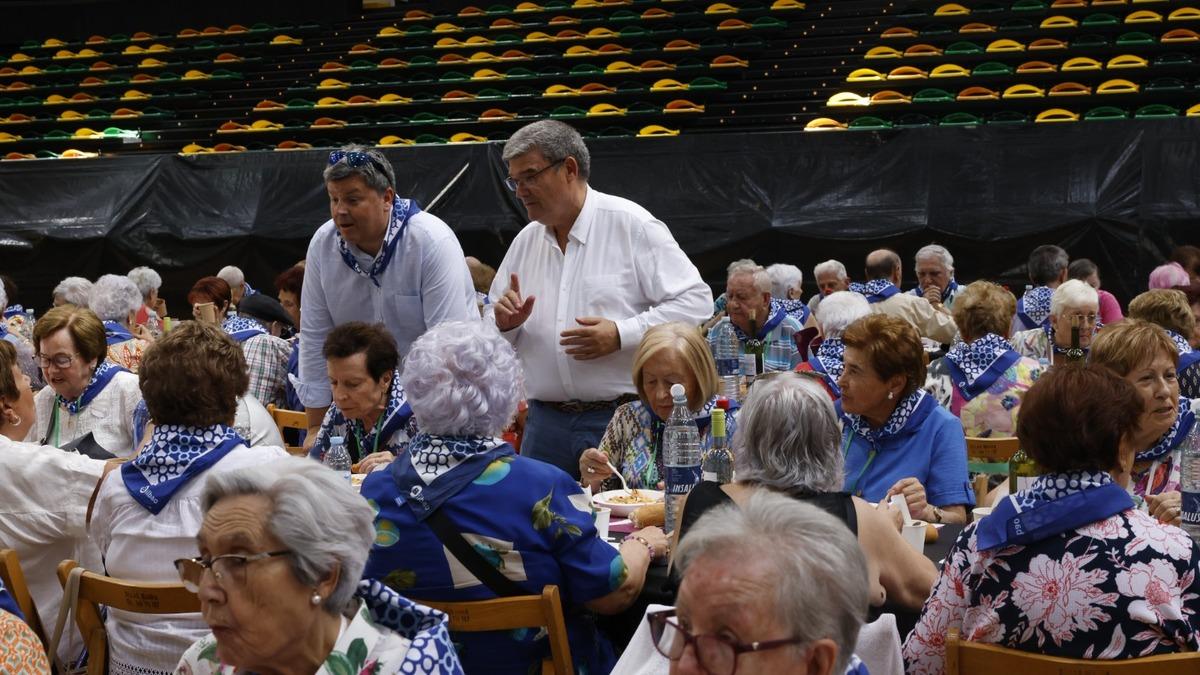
[0,120,1197,314]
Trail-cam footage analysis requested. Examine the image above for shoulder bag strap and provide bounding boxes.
[424,507,528,598]
[47,565,84,674]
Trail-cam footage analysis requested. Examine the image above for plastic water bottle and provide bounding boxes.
[663,383,701,536]
[21,308,34,342]
[701,404,733,485]
[710,317,741,400]
[1180,426,1200,541]
[739,354,757,401]
[323,435,352,483]
[766,324,795,372]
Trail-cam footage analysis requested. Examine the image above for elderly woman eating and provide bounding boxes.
[91,321,287,675]
[1010,278,1100,365]
[31,305,141,455]
[925,281,1043,437]
[90,273,152,372]
[362,321,666,674]
[662,492,871,675]
[176,456,461,674]
[1090,319,1200,526]
[796,290,871,398]
[903,365,1200,674]
[839,314,973,524]
[678,372,937,611]
[580,322,737,493]
[308,322,414,474]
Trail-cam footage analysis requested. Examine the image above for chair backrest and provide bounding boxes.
[0,549,47,648]
[267,404,309,456]
[57,560,200,675]
[965,436,1020,463]
[416,585,572,675]
[945,627,1200,674]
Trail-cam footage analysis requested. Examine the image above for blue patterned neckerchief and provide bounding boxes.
[55,360,128,414]
[849,279,900,304]
[1137,397,1196,462]
[943,333,1022,401]
[1016,286,1053,330]
[809,337,846,396]
[844,655,871,675]
[976,470,1132,551]
[1167,330,1200,373]
[221,315,267,343]
[355,579,464,674]
[779,297,811,325]
[730,298,788,347]
[844,389,930,444]
[336,195,422,288]
[2,304,23,319]
[120,423,246,514]
[907,278,958,303]
[103,320,135,345]
[391,433,512,521]
[1045,321,1099,361]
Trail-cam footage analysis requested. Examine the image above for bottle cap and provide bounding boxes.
[715,397,730,410]
[670,383,686,401]
[712,407,726,437]
[329,435,344,445]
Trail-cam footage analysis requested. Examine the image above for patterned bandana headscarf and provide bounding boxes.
[943,333,1021,400]
[121,424,246,514]
[849,279,899,304]
[1137,397,1196,462]
[336,195,422,287]
[103,320,134,345]
[844,389,929,442]
[221,315,267,343]
[55,360,128,415]
[1016,286,1053,330]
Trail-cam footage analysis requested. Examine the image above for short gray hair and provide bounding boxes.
[217,266,244,290]
[1051,278,1099,316]
[766,264,803,299]
[88,274,143,322]
[816,291,871,338]
[813,259,848,281]
[734,373,844,492]
[401,321,522,436]
[502,120,591,181]
[915,244,954,273]
[323,143,396,194]
[727,261,771,295]
[127,266,162,299]
[1028,244,1069,286]
[53,277,93,307]
[676,491,868,673]
[201,456,374,614]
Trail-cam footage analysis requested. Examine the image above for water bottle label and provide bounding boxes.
[664,465,701,495]
[701,471,718,482]
[1182,491,1200,526]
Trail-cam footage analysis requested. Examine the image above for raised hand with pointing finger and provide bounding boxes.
[494,273,536,332]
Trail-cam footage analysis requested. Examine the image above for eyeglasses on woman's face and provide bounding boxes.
[647,609,806,675]
[174,551,292,593]
[35,353,78,370]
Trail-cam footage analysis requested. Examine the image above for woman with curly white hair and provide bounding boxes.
[127,266,165,336]
[90,274,152,372]
[52,276,92,308]
[361,321,666,675]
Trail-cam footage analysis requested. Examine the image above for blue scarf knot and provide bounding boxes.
[336,195,422,287]
[1016,286,1053,330]
[943,333,1021,401]
[103,320,135,345]
[121,423,246,514]
[55,360,128,414]
[849,279,900,304]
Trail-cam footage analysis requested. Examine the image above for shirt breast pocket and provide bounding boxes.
[391,294,424,323]
[581,274,627,316]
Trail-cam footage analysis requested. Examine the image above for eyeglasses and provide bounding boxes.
[328,150,389,176]
[504,158,565,192]
[174,551,292,593]
[1064,313,1099,325]
[35,353,78,369]
[647,609,806,675]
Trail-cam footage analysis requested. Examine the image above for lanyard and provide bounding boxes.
[354,408,386,457]
[842,431,877,497]
[49,403,62,447]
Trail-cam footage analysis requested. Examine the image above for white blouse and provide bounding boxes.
[90,443,289,675]
[31,370,142,455]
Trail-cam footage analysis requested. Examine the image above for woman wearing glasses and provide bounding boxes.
[90,322,287,675]
[175,456,462,675]
[30,305,141,455]
[1009,279,1102,366]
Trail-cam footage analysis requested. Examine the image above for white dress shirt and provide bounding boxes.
[490,186,712,402]
[31,370,142,454]
[298,211,479,408]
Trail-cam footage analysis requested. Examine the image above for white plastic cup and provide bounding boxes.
[594,507,612,541]
[902,521,927,555]
[972,507,993,522]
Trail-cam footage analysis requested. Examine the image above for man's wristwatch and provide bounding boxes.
[931,506,944,523]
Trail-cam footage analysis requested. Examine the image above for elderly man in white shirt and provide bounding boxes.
[299,145,478,443]
[490,120,712,478]
[906,244,963,310]
[853,248,958,345]
[808,259,852,318]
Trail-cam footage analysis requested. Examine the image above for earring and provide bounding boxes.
[310,593,322,606]
[887,391,894,400]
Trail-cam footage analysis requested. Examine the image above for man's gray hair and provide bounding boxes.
[1027,244,1069,286]
[915,244,954,273]
[127,266,162,299]
[727,261,772,295]
[401,321,523,436]
[676,491,868,673]
[217,266,245,290]
[53,277,93,307]
[1051,278,1099,316]
[501,120,591,181]
[88,274,143,322]
[323,143,396,194]
[813,259,848,281]
[201,456,375,614]
[766,264,803,299]
[816,291,871,338]
[734,373,844,491]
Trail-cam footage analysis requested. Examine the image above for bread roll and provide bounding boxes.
[630,502,665,528]
[924,522,939,544]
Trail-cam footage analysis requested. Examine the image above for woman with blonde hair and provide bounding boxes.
[580,321,737,492]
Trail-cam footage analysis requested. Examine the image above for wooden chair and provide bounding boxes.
[946,627,1200,674]
[267,403,309,456]
[0,549,47,648]
[965,436,1020,507]
[417,585,572,675]
[56,560,200,675]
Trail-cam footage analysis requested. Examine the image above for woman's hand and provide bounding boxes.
[132,323,156,343]
[579,448,613,491]
[631,526,669,561]
[1147,490,1183,526]
[356,451,395,475]
[886,477,931,522]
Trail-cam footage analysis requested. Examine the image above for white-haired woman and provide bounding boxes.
[581,322,738,492]
[1010,279,1100,365]
[796,290,870,398]
[677,372,937,611]
[52,276,92,308]
[362,321,666,674]
[128,266,165,337]
[766,263,812,325]
[176,456,462,674]
[660,492,871,675]
[89,273,152,373]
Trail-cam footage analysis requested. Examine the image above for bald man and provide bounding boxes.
[854,249,957,344]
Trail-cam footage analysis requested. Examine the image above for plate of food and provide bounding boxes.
[351,473,367,489]
[592,489,664,517]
